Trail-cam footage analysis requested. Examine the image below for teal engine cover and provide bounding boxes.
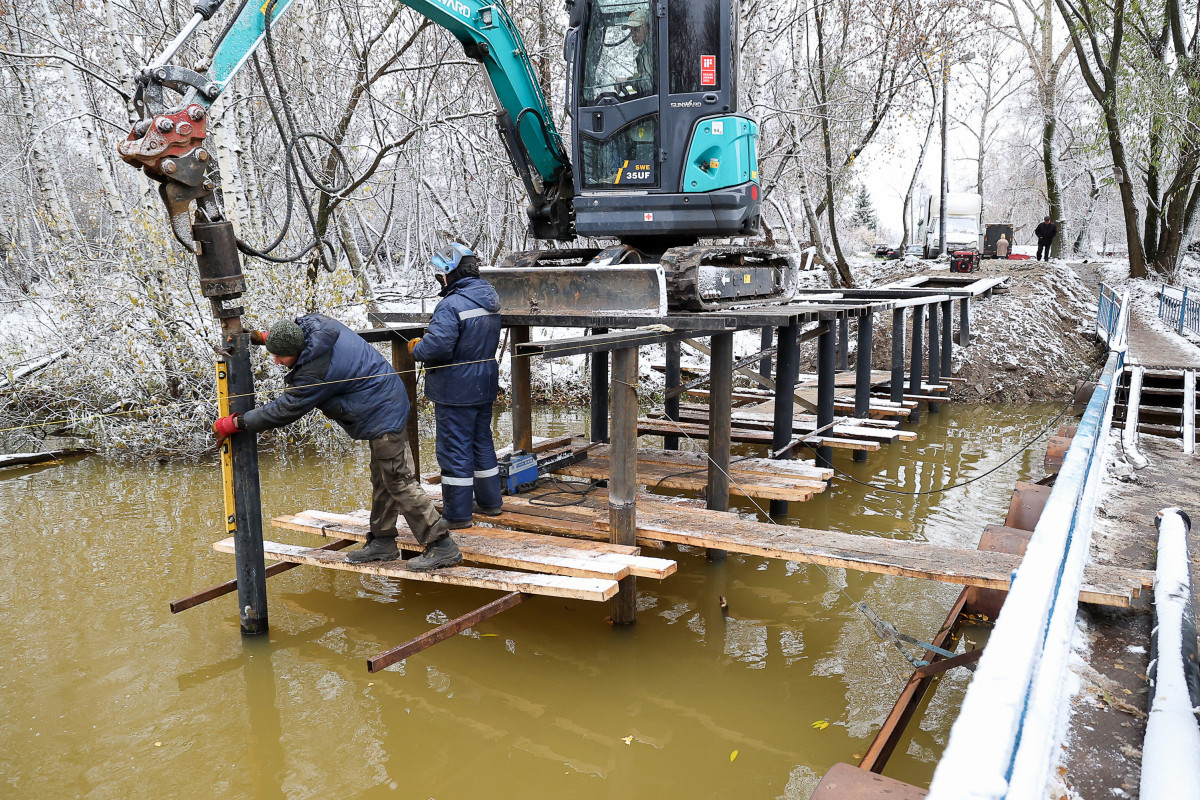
[681,116,758,193]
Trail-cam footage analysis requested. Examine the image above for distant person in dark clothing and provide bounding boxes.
[1035,216,1058,261]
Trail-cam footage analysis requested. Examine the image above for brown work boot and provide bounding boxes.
[407,536,462,571]
[346,537,400,564]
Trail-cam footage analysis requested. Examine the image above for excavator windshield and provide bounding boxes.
[577,0,659,188]
[580,0,657,104]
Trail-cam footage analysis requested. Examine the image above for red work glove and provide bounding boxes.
[248,330,267,347]
[407,337,422,355]
[213,413,242,442]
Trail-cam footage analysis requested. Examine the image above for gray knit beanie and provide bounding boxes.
[265,318,305,357]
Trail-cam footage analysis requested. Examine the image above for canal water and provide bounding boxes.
[2,403,1062,799]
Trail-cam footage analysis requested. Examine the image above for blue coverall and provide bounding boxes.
[412,275,504,523]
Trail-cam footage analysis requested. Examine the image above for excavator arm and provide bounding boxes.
[118,0,575,250]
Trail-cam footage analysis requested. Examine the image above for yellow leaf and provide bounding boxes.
[1114,663,1125,670]
[730,750,738,762]
[621,736,633,745]
[811,719,830,730]
[480,633,497,637]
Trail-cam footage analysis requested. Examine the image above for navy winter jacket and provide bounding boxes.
[241,314,409,440]
[412,276,502,407]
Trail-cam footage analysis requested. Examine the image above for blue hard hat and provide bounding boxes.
[430,242,477,274]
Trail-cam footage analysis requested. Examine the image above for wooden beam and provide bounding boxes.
[273,510,677,580]
[1184,370,1196,455]
[367,592,528,672]
[681,336,819,413]
[215,537,620,601]
[609,346,639,623]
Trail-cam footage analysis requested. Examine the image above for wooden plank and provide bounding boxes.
[871,392,950,403]
[635,418,882,451]
[275,513,626,580]
[274,513,676,582]
[214,537,620,601]
[273,511,677,580]
[418,486,672,550]
[555,457,821,502]
[1183,370,1195,455]
[590,504,1150,607]
[587,444,833,481]
[679,337,819,413]
[663,407,914,443]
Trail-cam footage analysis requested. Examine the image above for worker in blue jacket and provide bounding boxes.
[212,314,461,570]
[410,243,504,528]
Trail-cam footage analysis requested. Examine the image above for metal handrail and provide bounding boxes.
[1158,283,1199,337]
[928,287,1130,799]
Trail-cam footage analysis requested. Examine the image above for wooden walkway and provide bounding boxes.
[209,478,1152,608]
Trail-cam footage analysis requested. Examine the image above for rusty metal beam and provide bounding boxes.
[859,588,968,773]
[912,646,983,678]
[169,539,356,613]
[367,592,528,673]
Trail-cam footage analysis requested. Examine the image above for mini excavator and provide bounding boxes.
[118,0,798,313]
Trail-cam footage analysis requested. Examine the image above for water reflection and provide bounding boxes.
[0,403,1062,798]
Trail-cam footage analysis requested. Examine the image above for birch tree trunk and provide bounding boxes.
[38,0,127,223]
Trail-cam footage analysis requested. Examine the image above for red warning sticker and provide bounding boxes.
[700,55,716,86]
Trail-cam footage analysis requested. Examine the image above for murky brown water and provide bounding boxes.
[2,403,1061,798]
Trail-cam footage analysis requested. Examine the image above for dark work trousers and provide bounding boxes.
[368,431,449,545]
[1036,238,1053,260]
[434,403,503,523]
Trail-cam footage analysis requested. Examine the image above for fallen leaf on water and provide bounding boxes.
[621,736,633,745]
[811,719,830,730]
[852,753,862,760]
[154,742,162,747]
[730,750,738,763]
[481,633,498,637]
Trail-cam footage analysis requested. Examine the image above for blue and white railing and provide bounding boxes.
[1158,284,1200,337]
[1098,282,1129,346]
[927,288,1130,800]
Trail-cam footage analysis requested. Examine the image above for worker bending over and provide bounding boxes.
[212,314,461,570]
[410,243,504,528]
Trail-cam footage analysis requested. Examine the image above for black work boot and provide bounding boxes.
[346,537,400,564]
[473,502,503,517]
[407,536,462,571]
[445,518,473,530]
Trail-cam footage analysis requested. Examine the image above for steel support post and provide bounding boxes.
[891,309,906,404]
[758,327,773,378]
[225,332,268,635]
[510,326,533,451]
[194,219,267,636]
[706,333,733,560]
[854,311,873,462]
[609,346,639,625]
[928,303,941,414]
[941,299,953,379]
[909,305,925,423]
[817,321,836,468]
[393,339,421,480]
[590,328,609,444]
[959,298,971,347]
[837,316,849,371]
[771,322,800,516]
[664,339,681,450]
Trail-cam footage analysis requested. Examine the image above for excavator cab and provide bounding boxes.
[567,0,761,242]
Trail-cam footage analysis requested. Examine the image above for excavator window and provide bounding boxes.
[668,0,721,94]
[580,116,659,188]
[580,0,657,104]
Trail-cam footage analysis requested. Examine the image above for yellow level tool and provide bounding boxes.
[215,361,237,538]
